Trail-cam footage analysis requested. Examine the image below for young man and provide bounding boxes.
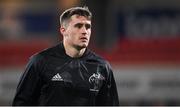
[12,7,119,106]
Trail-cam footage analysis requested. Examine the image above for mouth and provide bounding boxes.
[80,37,88,41]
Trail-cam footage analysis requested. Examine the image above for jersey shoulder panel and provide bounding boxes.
[86,50,109,65]
[27,44,60,71]
[38,44,61,57]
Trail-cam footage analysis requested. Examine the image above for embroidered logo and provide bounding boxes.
[51,73,63,81]
[89,72,104,92]
[89,72,101,84]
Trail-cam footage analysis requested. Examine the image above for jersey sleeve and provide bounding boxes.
[95,63,120,106]
[12,55,45,106]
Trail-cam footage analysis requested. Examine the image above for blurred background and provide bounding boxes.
[0,0,180,106]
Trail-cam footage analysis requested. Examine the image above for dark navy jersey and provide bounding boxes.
[12,42,119,106]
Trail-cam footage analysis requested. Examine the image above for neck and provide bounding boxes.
[63,41,86,58]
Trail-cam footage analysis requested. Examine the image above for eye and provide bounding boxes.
[85,24,91,29]
[74,23,83,29]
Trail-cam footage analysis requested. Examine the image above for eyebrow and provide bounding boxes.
[74,23,91,29]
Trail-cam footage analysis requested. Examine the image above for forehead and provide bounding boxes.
[69,15,91,25]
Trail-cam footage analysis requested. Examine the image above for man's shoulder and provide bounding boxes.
[87,49,109,65]
[39,43,61,56]
[87,50,113,74]
[30,43,61,61]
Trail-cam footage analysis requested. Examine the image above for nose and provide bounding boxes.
[81,26,88,35]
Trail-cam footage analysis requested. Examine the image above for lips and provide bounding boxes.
[80,37,88,41]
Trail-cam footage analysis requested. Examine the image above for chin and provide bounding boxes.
[79,43,88,49]
[81,44,87,48]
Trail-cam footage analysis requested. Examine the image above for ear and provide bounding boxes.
[60,26,66,35]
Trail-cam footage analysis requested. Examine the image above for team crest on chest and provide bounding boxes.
[89,72,105,92]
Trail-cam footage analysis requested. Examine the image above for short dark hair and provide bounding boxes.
[60,6,92,27]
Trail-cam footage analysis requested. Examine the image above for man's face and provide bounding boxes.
[61,15,91,49]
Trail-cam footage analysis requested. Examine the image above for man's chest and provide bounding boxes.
[41,59,106,93]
